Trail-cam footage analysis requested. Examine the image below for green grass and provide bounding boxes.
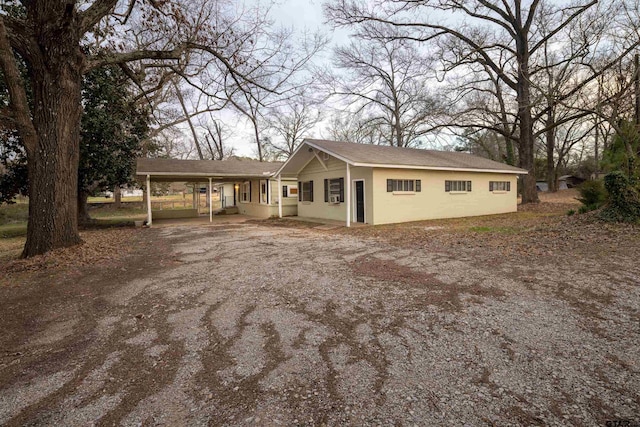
[0,223,28,238]
[0,202,145,241]
[0,202,29,226]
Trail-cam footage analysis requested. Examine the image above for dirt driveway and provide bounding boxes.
[1,219,639,426]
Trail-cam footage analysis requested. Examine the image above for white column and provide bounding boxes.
[146,174,152,226]
[346,163,351,227]
[278,174,283,218]
[208,177,213,222]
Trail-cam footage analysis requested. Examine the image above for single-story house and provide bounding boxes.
[273,139,527,226]
[136,158,298,225]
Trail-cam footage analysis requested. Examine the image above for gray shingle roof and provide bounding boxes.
[136,158,282,178]
[305,139,527,173]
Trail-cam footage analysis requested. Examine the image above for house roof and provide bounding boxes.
[136,158,283,181]
[277,139,528,175]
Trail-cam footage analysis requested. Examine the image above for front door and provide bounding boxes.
[355,180,365,223]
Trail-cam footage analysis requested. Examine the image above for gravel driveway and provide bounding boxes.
[1,222,639,426]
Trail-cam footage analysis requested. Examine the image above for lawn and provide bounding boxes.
[0,201,147,261]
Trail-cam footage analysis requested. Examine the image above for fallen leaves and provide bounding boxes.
[0,228,142,280]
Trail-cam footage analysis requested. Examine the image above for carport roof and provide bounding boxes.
[277,139,528,175]
[136,158,283,181]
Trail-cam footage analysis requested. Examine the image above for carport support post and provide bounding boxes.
[208,177,213,222]
[346,163,351,227]
[278,174,282,218]
[146,174,152,226]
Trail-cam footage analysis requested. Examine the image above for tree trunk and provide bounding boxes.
[114,185,122,208]
[22,44,84,257]
[546,114,557,192]
[77,189,91,225]
[516,50,539,204]
[253,120,263,161]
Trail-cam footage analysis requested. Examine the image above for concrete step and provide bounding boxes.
[216,206,239,215]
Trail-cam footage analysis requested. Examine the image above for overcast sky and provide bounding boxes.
[221,0,351,158]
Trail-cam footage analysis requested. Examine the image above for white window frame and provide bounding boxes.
[260,179,268,204]
[241,181,250,203]
[283,184,298,198]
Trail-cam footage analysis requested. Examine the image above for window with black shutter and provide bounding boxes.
[324,179,328,202]
[282,185,288,198]
[416,180,421,192]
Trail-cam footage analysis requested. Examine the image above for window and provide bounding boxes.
[285,185,297,198]
[387,179,421,192]
[445,180,472,192]
[298,181,313,202]
[241,181,251,202]
[260,180,269,204]
[490,181,511,191]
[324,178,344,202]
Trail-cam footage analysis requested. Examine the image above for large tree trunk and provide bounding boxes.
[77,189,91,226]
[517,51,539,204]
[21,13,84,257]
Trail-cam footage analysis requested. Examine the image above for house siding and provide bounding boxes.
[236,178,298,218]
[296,155,373,223]
[371,168,518,224]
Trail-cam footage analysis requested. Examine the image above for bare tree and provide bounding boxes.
[326,0,640,203]
[329,24,441,147]
[222,28,327,161]
[263,96,322,159]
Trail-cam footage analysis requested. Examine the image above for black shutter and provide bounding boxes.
[387,179,393,192]
[265,179,269,203]
[309,180,314,202]
[324,179,329,202]
[467,181,472,192]
[249,181,252,202]
[283,185,288,198]
[416,180,421,192]
[445,181,451,192]
[339,178,344,202]
[507,181,511,191]
[298,181,302,201]
[490,181,494,191]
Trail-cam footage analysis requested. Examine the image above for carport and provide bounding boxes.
[136,158,288,226]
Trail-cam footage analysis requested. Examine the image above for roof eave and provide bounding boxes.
[352,162,527,174]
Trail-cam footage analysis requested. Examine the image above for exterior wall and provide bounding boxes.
[372,168,519,225]
[296,155,373,223]
[236,178,298,218]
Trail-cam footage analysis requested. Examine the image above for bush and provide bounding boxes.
[567,209,576,216]
[577,180,607,209]
[599,171,640,223]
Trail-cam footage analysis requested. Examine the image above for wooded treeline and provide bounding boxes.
[1,0,640,256]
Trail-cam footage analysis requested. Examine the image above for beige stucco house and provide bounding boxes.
[274,139,527,226]
[136,158,298,225]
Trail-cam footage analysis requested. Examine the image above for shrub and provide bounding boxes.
[599,171,640,223]
[567,209,576,216]
[577,180,607,209]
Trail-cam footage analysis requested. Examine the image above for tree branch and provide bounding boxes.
[0,18,36,156]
